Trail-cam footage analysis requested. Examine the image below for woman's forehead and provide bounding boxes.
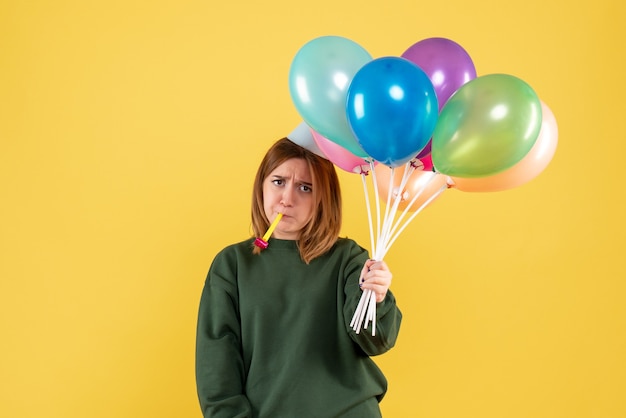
[269,158,312,181]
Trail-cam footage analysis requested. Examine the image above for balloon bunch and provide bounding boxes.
[288,36,558,335]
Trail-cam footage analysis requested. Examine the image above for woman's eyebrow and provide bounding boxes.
[271,175,312,186]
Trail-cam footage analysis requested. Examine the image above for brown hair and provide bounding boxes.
[251,137,341,263]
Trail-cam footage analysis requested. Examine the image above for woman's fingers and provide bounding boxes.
[359,260,392,302]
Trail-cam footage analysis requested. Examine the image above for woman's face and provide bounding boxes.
[263,158,314,240]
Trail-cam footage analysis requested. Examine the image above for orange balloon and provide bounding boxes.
[449,101,558,192]
[374,163,450,212]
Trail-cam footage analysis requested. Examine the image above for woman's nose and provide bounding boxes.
[280,187,294,206]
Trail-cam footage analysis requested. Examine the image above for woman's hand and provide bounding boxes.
[359,259,392,303]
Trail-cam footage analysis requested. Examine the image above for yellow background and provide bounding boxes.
[1,0,624,417]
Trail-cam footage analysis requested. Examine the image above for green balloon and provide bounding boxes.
[432,73,542,178]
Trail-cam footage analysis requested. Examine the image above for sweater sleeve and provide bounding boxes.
[195,250,252,418]
[342,242,403,356]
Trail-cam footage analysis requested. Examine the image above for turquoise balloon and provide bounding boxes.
[432,74,542,177]
[289,36,371,158]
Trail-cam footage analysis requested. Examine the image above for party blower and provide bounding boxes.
[254,213,283,250]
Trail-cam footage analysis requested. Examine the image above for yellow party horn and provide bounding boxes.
[254,213,283,249]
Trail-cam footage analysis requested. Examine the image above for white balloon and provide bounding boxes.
[286,122,326,158]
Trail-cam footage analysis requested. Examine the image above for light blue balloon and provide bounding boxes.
[289,36,371,158]
[346,57,438,167]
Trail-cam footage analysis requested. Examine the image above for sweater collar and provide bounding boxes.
[264,238,299,250]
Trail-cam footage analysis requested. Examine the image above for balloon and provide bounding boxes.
[289,36,371,157]
[286,121,326,158]
[346,57,438,167]
[311,129,372,174]
[432,73,542,177]
[415,140,431,159]
[400,37,475,165]
[418,153,434,171]
[401,37,477,110]
[449,101,558,192]
[375,163,449,212]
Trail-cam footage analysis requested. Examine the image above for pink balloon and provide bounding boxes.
[311,129,372,174]
[417,153,433,172]
[449,101,558,192]
[401,37,477,111]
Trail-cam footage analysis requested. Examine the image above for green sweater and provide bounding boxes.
[195,237,402,418]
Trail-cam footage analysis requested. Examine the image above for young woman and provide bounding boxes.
[195,137,402,417]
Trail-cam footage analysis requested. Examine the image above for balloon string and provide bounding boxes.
[369,159,382,251]
[377,167,395,259]
[379,166,394,256]
[353,167,448,335]
[352,164,377,335]
[378,162,416,255]
[352,288,376,335]
[360,172,375,260]
[352,165,377,336]
[353,161,421,335]
[363,290,377,336]
[380,183,448,259]
[382,170,436,251]
[382,175,441,257]
[350,289,370,331]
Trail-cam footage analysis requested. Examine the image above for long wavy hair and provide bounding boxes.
[251,138,342,263]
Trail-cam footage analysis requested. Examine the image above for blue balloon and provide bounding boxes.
[346,57,439,167]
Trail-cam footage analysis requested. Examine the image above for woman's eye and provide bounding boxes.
[300,184,312,193]
[272,179,284,186]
